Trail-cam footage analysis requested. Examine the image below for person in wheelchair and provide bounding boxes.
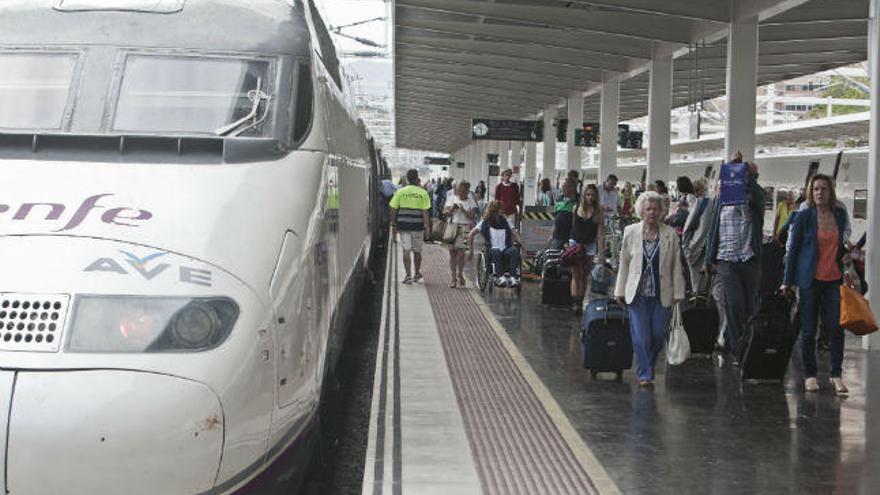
[467,201,523,288]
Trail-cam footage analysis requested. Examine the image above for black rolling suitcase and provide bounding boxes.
[760,240,785,295]
[541,259,572,306]
[739,294,798,381]
[681,274,719,355]
[581,298,632,378]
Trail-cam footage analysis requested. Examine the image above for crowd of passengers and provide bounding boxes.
[384,154,864,393]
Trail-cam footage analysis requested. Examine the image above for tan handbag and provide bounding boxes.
[442,221,458,244]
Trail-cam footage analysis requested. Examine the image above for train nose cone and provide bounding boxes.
[5,370,224,495]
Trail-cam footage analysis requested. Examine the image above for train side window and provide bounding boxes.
[291,63,313,143]
[764,187,775,211]
[854,189,868,219]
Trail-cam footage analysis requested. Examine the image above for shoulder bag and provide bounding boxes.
[666,303,691,365]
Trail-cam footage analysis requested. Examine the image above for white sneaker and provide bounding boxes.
[500,275,511,288]
[510,277,520,288]
[805,377,819,392]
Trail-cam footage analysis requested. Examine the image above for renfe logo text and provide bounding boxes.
[0,194,153,232]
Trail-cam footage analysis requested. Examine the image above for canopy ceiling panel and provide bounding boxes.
[395,0,869,152]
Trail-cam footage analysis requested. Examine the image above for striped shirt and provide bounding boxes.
[717,204,753,262]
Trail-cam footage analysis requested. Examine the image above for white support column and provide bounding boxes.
[457,150,464,181]
[566,92,584,173]
[499,141,510,171]
[492,141,504,195]
[477,141,497,197]
[458,145,474,184]
[599,74,620,182]
[516,141,526,173]
[864,0,880,350]
[525,141,538,205]
[475,141,487,190]
[724,14,759,163]
[765,83,776,127]
[457,141,474,186]
[461,144,468,183]
[542,105,557,184]
[450,152,456,181]
[472,142,481,187]
[473,142,482,187]
[646,48,673,184]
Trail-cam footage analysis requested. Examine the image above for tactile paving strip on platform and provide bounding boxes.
[420,249,599,495]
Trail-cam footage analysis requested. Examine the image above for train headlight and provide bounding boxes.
[168,301,222,349]
[67,296,239,353]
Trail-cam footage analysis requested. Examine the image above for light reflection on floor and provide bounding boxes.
[477,278,878,494]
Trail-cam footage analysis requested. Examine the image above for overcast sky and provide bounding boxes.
[316,0,393,98]
[317,0,388,53]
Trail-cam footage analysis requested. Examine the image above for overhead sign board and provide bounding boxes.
[472,119,543,141]
[423,156,451,166]
[620,131,643,149]
[574,123,600,147]
[558,120,602,144]
[616,124,630,147]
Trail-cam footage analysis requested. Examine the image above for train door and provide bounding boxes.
[272,232,318,408]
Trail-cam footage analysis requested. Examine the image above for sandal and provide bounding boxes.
[831,377,849,396]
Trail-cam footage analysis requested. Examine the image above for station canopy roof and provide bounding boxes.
[394,0,869,152]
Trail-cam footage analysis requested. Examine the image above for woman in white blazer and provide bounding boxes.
[614,191,686,385]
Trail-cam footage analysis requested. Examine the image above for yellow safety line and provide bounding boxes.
[468,288,622,495]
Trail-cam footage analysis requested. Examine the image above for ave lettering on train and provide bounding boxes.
[84,250,213,287]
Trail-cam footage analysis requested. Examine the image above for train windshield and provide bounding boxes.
[0,52,78,130]
[113,55,272,137]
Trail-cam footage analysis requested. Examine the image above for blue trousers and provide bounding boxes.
[800,279,844,378]
[490,247,520,277]
[716,259,761,355]
[628,295,671,382]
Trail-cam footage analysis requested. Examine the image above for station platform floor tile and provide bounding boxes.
[364,242,879,494]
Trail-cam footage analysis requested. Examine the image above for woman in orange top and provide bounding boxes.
[781,174,850,395]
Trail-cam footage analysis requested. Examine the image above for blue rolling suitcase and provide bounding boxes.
[581,298,632,378]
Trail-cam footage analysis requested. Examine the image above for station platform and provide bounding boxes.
[362,242,879,495]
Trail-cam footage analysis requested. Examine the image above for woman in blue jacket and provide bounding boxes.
[781,174,849,395]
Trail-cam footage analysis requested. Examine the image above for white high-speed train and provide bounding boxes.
[0,1,386,493]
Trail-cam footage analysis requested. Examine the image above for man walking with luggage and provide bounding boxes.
[599,174,620,219]
[704,152,766,363]
[683,179,727,350]
[390,169,432,284]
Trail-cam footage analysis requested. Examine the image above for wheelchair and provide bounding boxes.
[474,241,523,294]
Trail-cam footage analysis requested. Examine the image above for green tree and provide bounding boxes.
[806,75,870,118]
